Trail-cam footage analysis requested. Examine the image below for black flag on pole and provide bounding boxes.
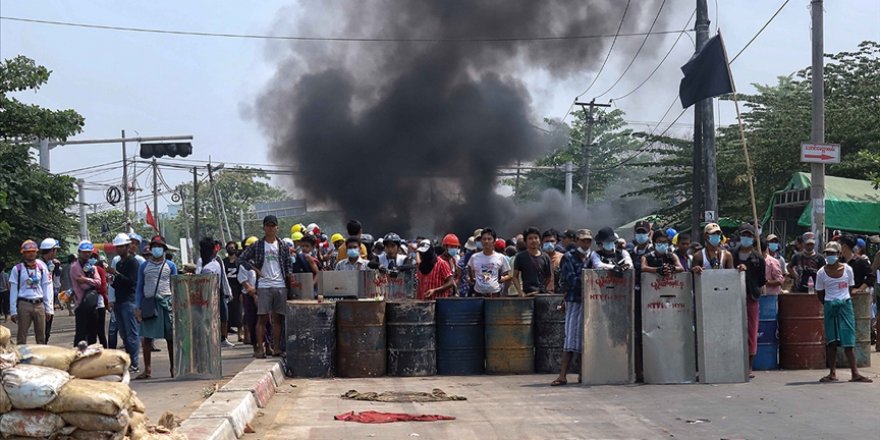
[678,33,733,108]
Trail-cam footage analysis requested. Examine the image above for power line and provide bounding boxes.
[574,0,631,100]
[0,15,687,43]
[594,0,668,99]
[728,0,790,64]
[611,8,696,102]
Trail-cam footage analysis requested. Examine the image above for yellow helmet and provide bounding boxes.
[290,223,305,235]
[291,232,304,241]
[330,233,345,245]
[244,236,259,247]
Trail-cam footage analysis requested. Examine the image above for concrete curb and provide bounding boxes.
[176,359,283,439]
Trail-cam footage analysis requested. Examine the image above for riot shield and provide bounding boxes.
[694,269,748,383]
[641,272,696,384]
[582,269,634,385]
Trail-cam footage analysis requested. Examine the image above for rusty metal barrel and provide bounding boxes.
[285,300,336,378]
[778,293,825,369]
[484,297,535,374]
[336,300,386,377]
[386,301,436,376]
[835,291,872,368]
[436,298,484,375]
[533,294,579,374]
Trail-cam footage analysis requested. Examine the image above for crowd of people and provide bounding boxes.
[2,214,878,384]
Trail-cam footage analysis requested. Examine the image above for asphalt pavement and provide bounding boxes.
[250,353,880,440]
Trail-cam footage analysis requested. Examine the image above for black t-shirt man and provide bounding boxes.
[513,250,551,294]
[848,254,872,289]
[790,251,825,292]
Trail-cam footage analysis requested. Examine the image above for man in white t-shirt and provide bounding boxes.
[816,241,872,384]
[467,228,511,297]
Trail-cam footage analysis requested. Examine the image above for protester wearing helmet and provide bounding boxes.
[9,240,52,344]
[107,232,146,352]
[592,227,633,271]
[368,233,414,275]
[439,234,462,296]
[108,232,142,373]
[69,240,103,347]
[38,238,62,342]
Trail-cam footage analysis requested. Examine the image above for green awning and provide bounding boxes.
[763,172,880,234]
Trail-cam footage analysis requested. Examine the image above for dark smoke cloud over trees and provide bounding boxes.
[256,0,673,237]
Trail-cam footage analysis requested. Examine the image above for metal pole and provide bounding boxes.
[180,190,193,264]
[193,166,200,240]
[38,138,50,171]
[514,159,522,199]
[239,209,245,241]
[152,158,159,233]
[810,0,825,246]
[77,179,88,241]
[564,161,573,228]
[217,188,233,244]
[693,109,704,241]
[696,0,718,223]
[207,164,226,244]
[122,130,130,219]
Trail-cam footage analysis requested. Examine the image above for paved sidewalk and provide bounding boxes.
[250,353,880,440]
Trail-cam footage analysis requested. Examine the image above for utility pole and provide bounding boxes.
[564,161,573,228]
[38,139,50,171]
[122,130,130,219]
[180,190,193,264]
[695,0,718,226]
[193,167,200,241]
[217,188,233,244]
[810,0,825,245]
[239,209,245,242]
[76,179,88,241]
[514,159,522,199]
[152,158,159,232]
[575,99,610,206]
[207,163,227,244]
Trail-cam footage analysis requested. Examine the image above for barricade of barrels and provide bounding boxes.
[284,295,579,378]
[755,291,872,370]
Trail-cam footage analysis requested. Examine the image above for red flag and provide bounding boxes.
[145,203,159,232]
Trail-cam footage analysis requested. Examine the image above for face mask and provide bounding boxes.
[577,246,590,255]
[825,255,838,265]
[47,262,55,272]
[740,236,754,248]
[602,242,615,252]
[655,243,669,254]
[83,263,94,273]
[768,243,779,252]
[542,242,555,253]
[151,247,165,258]
[635,233,649,245]
[476,242,484,251]
[347,248,360,259]
[447,248,460,257]
[290,254,297,264]
[708,235,722,246]
[88,258,97,266]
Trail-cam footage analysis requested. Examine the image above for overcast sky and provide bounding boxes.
[1,0,878,210]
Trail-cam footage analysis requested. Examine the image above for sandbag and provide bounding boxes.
[0,383,11,413]
[128,410,149,440]
[93,374,124,382]
[44,379,132,416]
[68,348,130,379]
[17,344,78,370]
[129,392,146,413]
[2,364,70,409]
[0,325,10,346]
[0,409,65,437]
[0,348,19,371]
[61,410,131,432]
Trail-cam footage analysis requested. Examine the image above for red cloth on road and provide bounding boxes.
[335,411,455,423]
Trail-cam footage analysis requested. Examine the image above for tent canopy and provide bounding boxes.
[764,172,880,234]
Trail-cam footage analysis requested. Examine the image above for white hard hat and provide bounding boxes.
[112,233,131,247]
[39,238,57,250]
[282,237,294,247]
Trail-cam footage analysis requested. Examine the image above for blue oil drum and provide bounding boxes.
[436,298,484,375]
[754,295,779,370]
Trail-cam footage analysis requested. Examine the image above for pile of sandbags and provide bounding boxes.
[0,326,170,440]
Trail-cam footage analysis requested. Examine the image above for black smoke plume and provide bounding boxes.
[257,0,673,237]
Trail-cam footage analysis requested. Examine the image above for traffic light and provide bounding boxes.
[139,142,193,159]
